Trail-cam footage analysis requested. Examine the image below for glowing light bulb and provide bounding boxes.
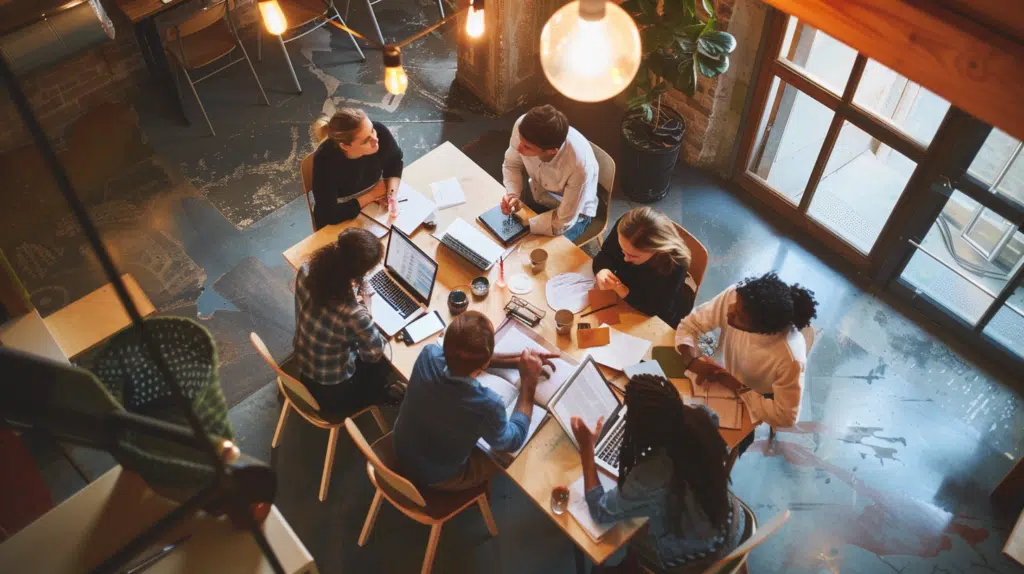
[259,0,287,36]
[382,46,408,95]
[539,0,641,102]
[465,2,485,39]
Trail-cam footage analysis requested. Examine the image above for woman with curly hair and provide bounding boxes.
[571,375,745,572]
[675,272,817,454]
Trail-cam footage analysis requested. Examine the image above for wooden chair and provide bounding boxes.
[672,222,709,292]
[346,419,498,574]
[256,0,365,94]
[165,0,269,136]
[574,142,616,249]
[250,332,387,501]
[300,152,316,231]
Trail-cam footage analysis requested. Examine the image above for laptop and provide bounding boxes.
[368,227,438,337]
[477,204,529,245]
[548,356,628,478]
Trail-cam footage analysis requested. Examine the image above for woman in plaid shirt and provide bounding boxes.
[293,229,404,415]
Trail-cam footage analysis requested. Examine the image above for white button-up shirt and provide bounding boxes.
[501,116,599,236]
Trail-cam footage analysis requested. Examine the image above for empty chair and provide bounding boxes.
[574,142,616,249]
[257,0,365,94]
[346,419,498,574]
[250,332,387,501]
[165,0,269,136]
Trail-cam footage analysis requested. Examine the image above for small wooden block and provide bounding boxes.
[588,288,617,308]
[593,306,620,325]
[578,326,610,349]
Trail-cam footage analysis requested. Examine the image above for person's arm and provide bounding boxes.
[631,262,688,328]
[350,305,385,363]
[376,123,404,198]
[311,147,353,226]
[501,117,526,200]
[527,156,592,236]
[592,219,622,276]
[741,359,803,427]
[675,286,735,368]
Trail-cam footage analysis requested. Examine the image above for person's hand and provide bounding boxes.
[528,349,559,380]
[518,349,545,393]
[712,370,744,392]
[688,355,723,378]
[501,194,522,216]
[595,269,622,291]
[571,416,604,455]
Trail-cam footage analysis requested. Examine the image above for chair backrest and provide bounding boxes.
[300,152,316,232]
[344,420,427,507]
[702,509,790,574]
[672,222,709,289]
[590,142,615,201]
[167,0,230,41]
[249,332,321,412]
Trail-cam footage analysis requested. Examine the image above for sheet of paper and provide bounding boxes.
[623,360,669,381]
[708,396,743,429]
[546,272,595,313]
[493,326,575,407]
[476,372,519,409]
[586,327,653,372]
[568,472,619,541]
[361,181,436,235]
[478,404,547,462]
[552,360,619,434]
[430,177,466,210]
[352,214,389,238]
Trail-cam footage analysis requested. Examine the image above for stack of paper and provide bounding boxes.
[688,378,744,429]
[568,473,619,541]
[491,326,577,408]
[361,181,436,235]
[430,178,466,210]
[586,326,653,372]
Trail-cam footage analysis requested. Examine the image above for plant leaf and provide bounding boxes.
[679,22,706,40]
[698,30,736,57]
[675,36,697,54]
[677,54,697,96]
[627,93,650,109]
[696,52,730,77]
[641,103,654,123]
[701,0,715,18]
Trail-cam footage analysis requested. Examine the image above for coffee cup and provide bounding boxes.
[529,249,548,274]
[555,309,574,336]
[448,290,469,315]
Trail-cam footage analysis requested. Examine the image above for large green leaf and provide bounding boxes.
[697,52,730,77]
[702,0,715,18]
[676,54,697,96]
[678,22,707,40]
[697,30,737,57]
[641,103,654,122]
[675,36,697,54]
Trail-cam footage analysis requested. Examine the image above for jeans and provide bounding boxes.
[300,358,396,418]
[519,190,594,242]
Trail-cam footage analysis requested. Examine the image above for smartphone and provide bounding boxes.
[400,311,446,344]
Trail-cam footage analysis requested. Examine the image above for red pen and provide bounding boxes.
[496,254,506,288]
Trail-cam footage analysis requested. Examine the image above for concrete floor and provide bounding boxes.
[5,2,1023,573]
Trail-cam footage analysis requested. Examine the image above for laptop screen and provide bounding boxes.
[385,228,437,302]
[551,357,621,442]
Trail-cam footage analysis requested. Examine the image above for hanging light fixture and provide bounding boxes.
[539,0,641,102]
[382,46,409,95]
[465,0,485,39]
[258,0,288,36]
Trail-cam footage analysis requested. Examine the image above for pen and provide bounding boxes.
[398,199,408,203]
[581,303,616,318]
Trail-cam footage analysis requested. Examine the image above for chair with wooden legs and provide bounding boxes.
[300,152,317,231]
[672,222,709,293]
[574,142,616,249]
[165,0,269,136]
[346,419,498,574]
[256,0,365,94]
[250,332,388,501]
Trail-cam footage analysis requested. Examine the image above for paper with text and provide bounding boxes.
[568,473,619,541]
[552,360,619,435]
[362,181,436,235]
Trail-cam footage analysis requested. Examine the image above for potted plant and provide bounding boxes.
[618,0,737,202]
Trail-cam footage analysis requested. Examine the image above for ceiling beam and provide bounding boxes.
[759,0,1024,141]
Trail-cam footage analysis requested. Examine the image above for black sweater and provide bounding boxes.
[310,122,404,228]
[592,216,694,328]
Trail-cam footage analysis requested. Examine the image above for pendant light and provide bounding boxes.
[383,46,409,95]
[258,0,288,36]
[539,0,641,102]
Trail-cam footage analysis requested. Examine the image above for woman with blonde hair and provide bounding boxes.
[593,207,695,327]
[309,108,404,229]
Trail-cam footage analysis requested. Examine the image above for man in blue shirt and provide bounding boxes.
[394,311,555,491]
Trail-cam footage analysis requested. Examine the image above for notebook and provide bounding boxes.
[477,204,529,245]
[568,472,619,541]
[430,178,466,210]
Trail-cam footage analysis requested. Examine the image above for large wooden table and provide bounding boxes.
[283,142,754,566]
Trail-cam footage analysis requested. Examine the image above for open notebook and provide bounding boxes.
[686,377,745,430]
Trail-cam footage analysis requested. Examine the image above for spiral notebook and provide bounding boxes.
[477,204,529,245]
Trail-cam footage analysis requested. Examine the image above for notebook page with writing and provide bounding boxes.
[492,322,578,408]
[551,360,619,436]
[568,473,619,541]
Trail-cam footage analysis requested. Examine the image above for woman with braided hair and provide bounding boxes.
[572,375,745,573]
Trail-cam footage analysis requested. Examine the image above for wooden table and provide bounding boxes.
[0,466,316,573]
[283,141,754,567]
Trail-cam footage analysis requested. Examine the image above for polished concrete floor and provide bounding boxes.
[4,3,1023,573]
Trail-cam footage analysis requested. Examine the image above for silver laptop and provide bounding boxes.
[368,228,438,337]
[549,356,628,478]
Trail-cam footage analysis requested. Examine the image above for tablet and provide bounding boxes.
[402,311,446,344]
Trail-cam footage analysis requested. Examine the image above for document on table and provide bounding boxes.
[568,472,619,541]
[586,327,653,372]
[492,325,578,408]
[361,181,436,235]
[551,359,619,433]
[430,177,466,209]
[623,360,668,381]
[545,272,595,313]
[688,377,745,429]
[477,403,547,464]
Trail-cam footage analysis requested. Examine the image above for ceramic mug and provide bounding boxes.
[529,248,548,274]
[555,309,574,336]
[448,290,469,315]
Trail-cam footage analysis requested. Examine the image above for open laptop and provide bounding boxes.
[368,227,438,337]
[548,356,628,478]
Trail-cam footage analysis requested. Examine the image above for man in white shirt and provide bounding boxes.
[500,105,599,242]
[675,272,818,454]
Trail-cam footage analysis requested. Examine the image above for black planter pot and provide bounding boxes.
[619,107,686,203]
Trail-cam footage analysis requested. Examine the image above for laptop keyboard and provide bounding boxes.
[441,234,490,270]
[370,270,419,318]
[596,420,626,470]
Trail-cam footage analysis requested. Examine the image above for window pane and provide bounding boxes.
[995,152,1024,207]
[968,129,1019,187]
[852,60,949,146]
[778,17,856,96]
[746,77,834,204]
[900,190,1023,325]
[807,121,916,253]
[984,288,1024,359]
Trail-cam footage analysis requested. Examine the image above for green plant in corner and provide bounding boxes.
[620,0,737,130]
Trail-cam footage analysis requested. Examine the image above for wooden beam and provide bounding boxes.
[760,0,1024,141]
[935,0,1024,45]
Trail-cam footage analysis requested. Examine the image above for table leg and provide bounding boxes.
[135,17,189,125]
[574,546,587,574]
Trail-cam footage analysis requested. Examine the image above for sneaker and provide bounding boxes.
[383,382,406,406]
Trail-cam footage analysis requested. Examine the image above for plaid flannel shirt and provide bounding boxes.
[294,266,385,385]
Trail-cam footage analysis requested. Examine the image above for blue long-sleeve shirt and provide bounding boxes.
[393,344,529,486]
